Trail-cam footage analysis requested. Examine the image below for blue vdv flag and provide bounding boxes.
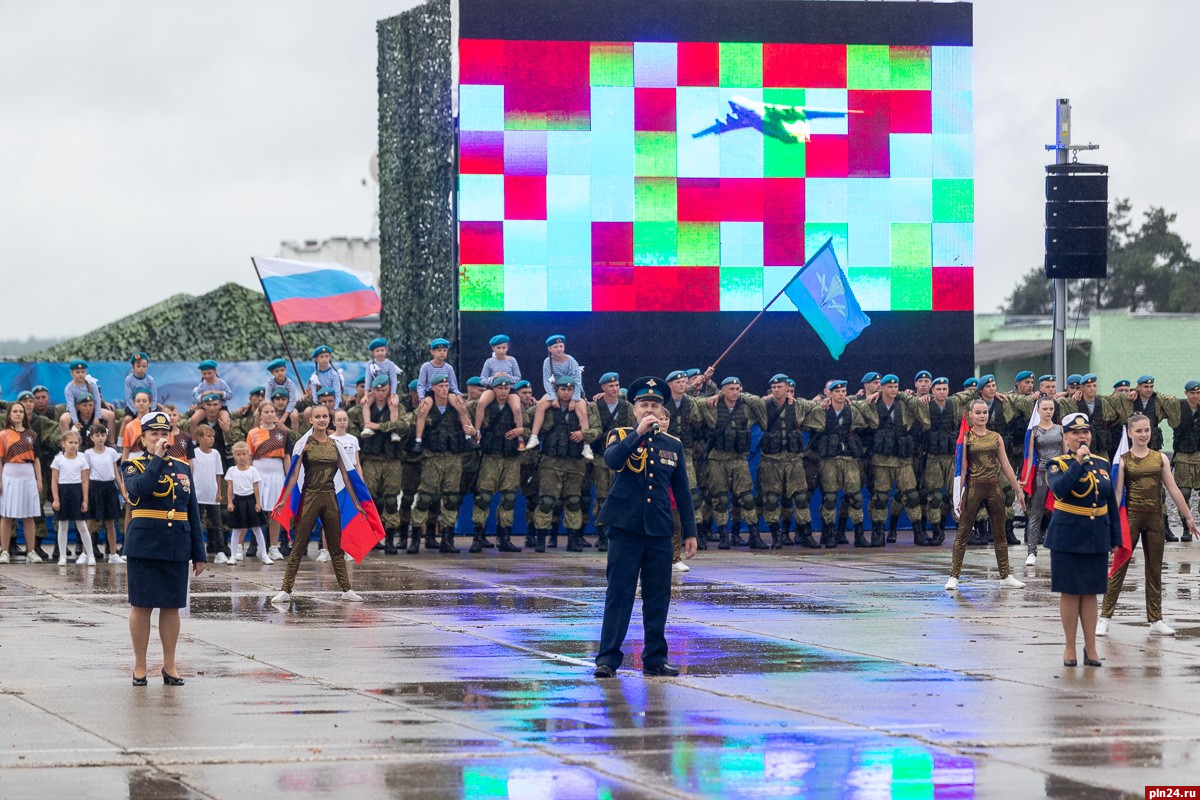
[781,240,871,360]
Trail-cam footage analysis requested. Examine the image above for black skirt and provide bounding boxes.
[1050,549,1110,594]
[57,483,85,522]
[88,480,122,521]
[229,493,262,529]
[127,557,189,608]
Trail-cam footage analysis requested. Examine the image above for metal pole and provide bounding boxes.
[1052,99,1070,384]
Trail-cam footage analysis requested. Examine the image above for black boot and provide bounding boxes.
[384,529,398,555]
[780,516,795,546]
[1165,515,1179,542]
[932,519,947,546]
[548,531,559,548]
[796,522,821,549]
[406,524,421,554]
[837,509,850,545]
[913,519,930,546]
[821,519,838,548]
[524,529,536,549]
[497,526,522,552]
[534,529,547,553]
[968,520,989,546]
[853,523,869,548]
[717,525,731,550]
[439,527,460,554]
[870,523,887,548]
[769,522,782,549]
[424,525,438,550]
[1005,519,1020,546]
[748,528,771,550]
[730,510,745,545]
[579,532,593,548]
[468,525,486,553]
[566,529,584,552]
[397,525,409,551]
[595,525,609,552]
[481,530,496,549]
[886,513,900,544]
[707,519,720,542]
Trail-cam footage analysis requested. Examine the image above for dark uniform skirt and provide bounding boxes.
[57,484,86,522]
[88,479,122,521]
[127,557,190,608]
[229,493,262,528]
[1049,549,1109,594]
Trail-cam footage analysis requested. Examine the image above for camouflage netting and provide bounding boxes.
[20,283,370,362]
[377,0,455,379]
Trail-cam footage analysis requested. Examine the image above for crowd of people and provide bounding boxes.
[3,339,1199,594]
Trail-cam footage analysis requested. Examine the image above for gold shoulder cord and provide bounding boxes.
[612,428,648,473]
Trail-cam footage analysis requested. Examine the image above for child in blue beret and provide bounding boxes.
[190,360,234,433]
[525,334,593,460]
[266,357,300,428]
[474,334,525,441]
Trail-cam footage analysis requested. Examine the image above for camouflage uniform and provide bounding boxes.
[803,400,870,548]
[348,400,412,553]
[466,397,526,552]
[530,401,599,552]
[757,396,820,548]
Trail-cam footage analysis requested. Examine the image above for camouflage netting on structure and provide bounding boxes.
[22,284,369,363]
[377,0,455,380]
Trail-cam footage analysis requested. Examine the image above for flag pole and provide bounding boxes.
[251,257,306,388]
[708,280,794,373]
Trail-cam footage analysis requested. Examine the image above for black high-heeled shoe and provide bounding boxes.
[1063,657,1077,667]
[161,669,185,686]
[1083,650,1102,667]
[132,672,148,686]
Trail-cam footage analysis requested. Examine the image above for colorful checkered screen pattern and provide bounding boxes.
[458,40,973,313]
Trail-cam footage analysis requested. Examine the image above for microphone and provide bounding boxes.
[650,422,660,434]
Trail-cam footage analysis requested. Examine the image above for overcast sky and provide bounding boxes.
[3,0,1199,340]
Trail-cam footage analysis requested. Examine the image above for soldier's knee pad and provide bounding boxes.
[790,490,809,508]
[564,496,582,513]
[847,492,864,510]
[414,493,435,512]
[821,493,838,511]
[871,491,891,510]
[474,490,494,511]
[537,495,557,514]
[905,490,922,508]
[691,488,703,507]
[443,493,463,510]
[713,494,731,513]
[384,496,401,514]
[929,489,945,507]
[762,492,781,511]
[500,491,517,510]
[738,491,756,511]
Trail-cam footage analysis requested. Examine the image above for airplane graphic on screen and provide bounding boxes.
[692,95,862,144]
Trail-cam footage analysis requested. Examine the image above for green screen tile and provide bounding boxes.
[634,177,677,222]
[459,265,505,311]
[720,43,762,87]
[804,223,848,264]
[634,221,678,266]
[889,46,932,90]
[932,179,974,222]
[763,89,807,177]
[720,267,764,310]
[678,222,720,265]
[890,223,932,267]
[890,267,933,310]
[634,131,677,177]
[846,45,890,90]
[591,42,634,87]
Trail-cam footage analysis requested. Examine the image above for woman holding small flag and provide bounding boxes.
[1097,414,1198,638]
[1044,413,1123,667]
[1021,395,1064,567]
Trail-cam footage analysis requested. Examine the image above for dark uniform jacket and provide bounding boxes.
[598,427,697,539]
[122,455,206,563]
[1044,454,1122,554]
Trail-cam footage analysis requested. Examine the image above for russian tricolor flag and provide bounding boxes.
[271,432,387,563]
[1107,429,1133,578]
[952,413,970,512]
[1020,404,1040,497]
[254,256,381,326]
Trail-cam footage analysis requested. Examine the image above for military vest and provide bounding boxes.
[479,401,520,457]
[668,395,697,447]
[872,399,914,458]
[542,403,584,458]
[1076,398,1112,455]
[597,399,632,437]
[984,398,1006,436]
[360,402,403,458]
[762,399,803,455]
[926,401,958,456]
[815,405,864,459]
[712,399,751,453]
[1174,403,1200,454]
[1134,394,1164,450]
[424,405,464,453]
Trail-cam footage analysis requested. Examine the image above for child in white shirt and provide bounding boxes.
[224,442,271,565]
[51,430,95,566]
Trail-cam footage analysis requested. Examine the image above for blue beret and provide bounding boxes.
[861,372,881,384]
[200,392,223,403]
[932,377,949,386]
[1038,374,1056,383]
[881,374,899,385]
[963,378,978,389]
[371,375,390,389]
[513,380,531,390]
[355,376,366,385]
[545,334,566,346]
[271,388,290,399]
[131,387,152,398]
[828,380,848,390]
[32,385,49,394]
[666,370,687,382]
[198,359,218,370]
[407,379,419,392]
[914,370,932,381]
[316,388,336,397]
[466,376,483,387]
[685,368,701,377]
[599,372,619,385]
[787,378,795,387]
[1137,375,1155,385]
[489,334,510,347]
[429,375,448,386]
[1062,412,1090,432]
[770,373,790,384]
[1112,379,1130,389]
[1081,373,1097,385]
[368,337,388,351]
[429,338,450,349]
[554,375,575,387]
[1066,374,1083,385]
[130,352,149,364]
[267,358,287,371]
[140,411,172,431]
[978,374,995,386]
[310,346,331,358]
[16,390,33,401]
[1015,370,1034,382]
[491,375,512,387]
[249,385,266,396]
[68,360,88,370]
[628,376,666,403]
[721,377,741,387]
[1186,380,1200,392]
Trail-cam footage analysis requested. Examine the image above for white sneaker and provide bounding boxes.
[58,557,67,566]
[1149,620,1176,636]
[214,552,229,564]
[390,432,402,442]
[581,443,595,461]
[525,434,540,449]
[106,554,122,564]
[1024,552,1037,567]
[1095,617,1110,636]
[1000,575,1026,588]
[237,544,245,561]
[271,591,291,605]
[944,577,959,591]
[361,428,376,437]
[672,561,690,573]
[344,553,353,562]
[0,551,9,564]
[341,590,363,602]
[76,552,88,565]
[86,556,96,566]
[315,549,331,562]
[259,554,274,565]
[25,550,42,563]
[268,546,284,560]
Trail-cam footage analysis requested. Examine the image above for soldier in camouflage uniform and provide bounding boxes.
[589,372,633,553]
[407,375,466,554]
[393,380,423,551]
[349,376,411,554]
[758,374,820,549]
[1170,380,1200,543]
[530,376,600,553]
[803,380,869,548]
[705,377,768,550]
[859,375,926,547]
[665,369,715,550]
[466,375,524,553]
[919,377,965,546]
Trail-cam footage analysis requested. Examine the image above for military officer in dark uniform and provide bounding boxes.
[123,411,206,686]
[594,377,697,679]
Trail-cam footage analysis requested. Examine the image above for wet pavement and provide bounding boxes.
[2,537,1198,799]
